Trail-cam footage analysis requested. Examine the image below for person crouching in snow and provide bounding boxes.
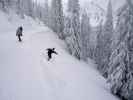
[46,48,58,61]
[16,26,23,42]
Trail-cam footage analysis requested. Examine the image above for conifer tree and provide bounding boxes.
[50,0,64,39]
[108,0,133,99]
[98,0,113,77]
[80,12,91,60]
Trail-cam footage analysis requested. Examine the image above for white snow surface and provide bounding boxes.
[0,11,119,100]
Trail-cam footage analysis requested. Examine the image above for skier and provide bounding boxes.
[46,48,58,61]
[16,26,23,42]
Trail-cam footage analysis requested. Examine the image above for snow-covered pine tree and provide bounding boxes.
[0,0,19,12]
[108,0,133,99]
[42,0,49,26]
[0,0,9,11]
[67,0,73,12]
[98,0,113,77]
[68,0,80,14]
[5,0,12,8]
[49,0,56,30]
[0,0,51,24]
[63,16,71,39]
[21,0,34,18]
[27,0,34,17]
[32,2,46,20]
[38,5,45,21]
[50,0,64,39]
[65,0,81,59]
[65,19,79,56]
[16,0,21,14]
[80,11,91,61]
[0,0,5,10]
[95,20,104,69]
[34,3,42,19]
[15,0,24,18]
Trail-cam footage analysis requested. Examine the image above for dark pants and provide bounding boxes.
[18,35,22,42]
[48,53,52,61]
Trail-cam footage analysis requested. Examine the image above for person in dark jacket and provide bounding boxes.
[46,48,58,61]
[16,26,23,42]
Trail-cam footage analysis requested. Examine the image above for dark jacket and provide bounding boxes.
[47,48,58,55]
[16,27,23,36]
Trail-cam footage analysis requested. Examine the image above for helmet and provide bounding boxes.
[52,48,55,50]
[19,26,23,31]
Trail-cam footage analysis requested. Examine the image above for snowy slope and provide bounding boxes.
[0,11,119,100]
